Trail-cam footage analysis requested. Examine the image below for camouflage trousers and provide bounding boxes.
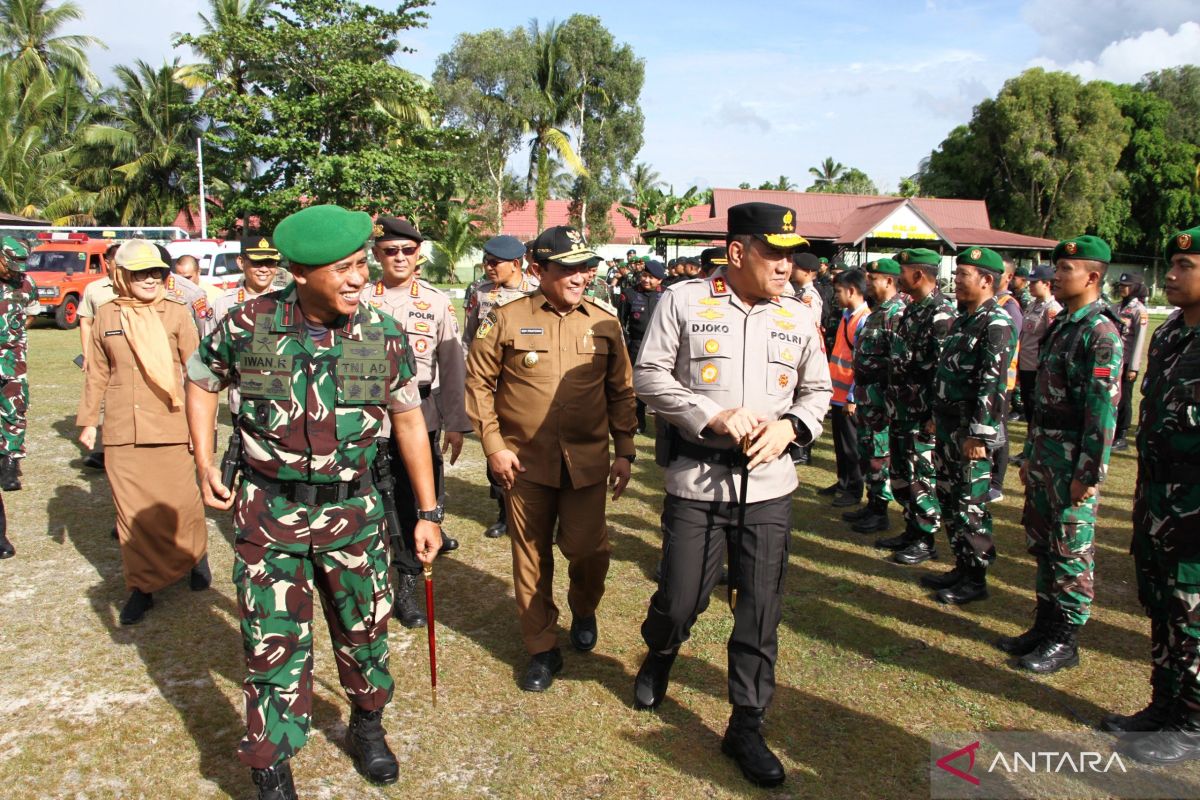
[888,422,941,536]
[855,408,893,505]
[933,418,995,568]
[1132,478,1200,713]
[233,483,394,769]
[1021,459,1097,626]
[0,375,26,457]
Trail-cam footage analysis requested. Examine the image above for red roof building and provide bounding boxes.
[495,199,710,245]
[648,188,1057,256]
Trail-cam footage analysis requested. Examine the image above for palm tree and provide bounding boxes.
[525,19,587,232]
[627,161,661,198]
[0,0,102,90]
[83,59,207,225]
[758,175,796,191]
[428,203,483,283]
[807,157,845,192]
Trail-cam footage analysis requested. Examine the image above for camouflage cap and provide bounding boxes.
[1166,225,1200,259]
[1052,234,1111,264]
[956,246,1004,274]
[897,248,940,267]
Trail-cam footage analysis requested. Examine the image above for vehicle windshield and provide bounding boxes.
[26,250,89,273]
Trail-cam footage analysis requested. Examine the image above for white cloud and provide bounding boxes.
[1028,21,1200,83]
[1022,0,1199,61]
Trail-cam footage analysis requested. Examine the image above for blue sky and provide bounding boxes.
[66,0,1200,194]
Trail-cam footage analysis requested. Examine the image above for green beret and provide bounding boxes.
[274,204,373,267]
[865,258,901,276]
[818,257,829,265]
[956,246,1004,274]
[1166,226,1200,259]
[897,248,940,267]
[1052,234,1111,264]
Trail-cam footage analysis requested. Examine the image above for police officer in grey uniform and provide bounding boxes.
[630,202,833,788]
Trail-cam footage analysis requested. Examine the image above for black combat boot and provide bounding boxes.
[893,536,937,565]
[995,597,1054,656]
[633,649,678,710]
[393,572,427,628]
[1122,707,1200,765]
[721,706,785,787]
[1101,670,1176,732]
[920,557,966,590]
[347,706,399,784]
[1018,612,1079,673]
[0,455,21,491]
[851,501,889,533]
[251,760,297,800]
[936,564,989,605]
[841,503,873,522]
[876,520,917,551]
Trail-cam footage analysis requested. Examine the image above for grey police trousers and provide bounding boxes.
[641,493,791,709]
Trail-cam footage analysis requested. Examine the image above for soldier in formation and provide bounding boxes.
[619,258,666,433]
[1110,271,1150,451]
[1002,235,1122,674]
[186,204,443,800]
[924,247,1016,605]
[879,248,956,565]
[0,236,34,557]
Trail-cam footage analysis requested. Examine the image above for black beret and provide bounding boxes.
[792,252,820,271]
[373,216,423,243]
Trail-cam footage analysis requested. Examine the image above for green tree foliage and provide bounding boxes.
[427,203,483,283]
[920,68,1129,239]
[177,0,470,231]
[757,175,797,191]
[619,184,698,233]
[0,0,100,90]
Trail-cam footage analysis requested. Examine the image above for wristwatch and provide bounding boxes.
[782,414,812,446]
[620,453,636,463]
[416,504,445,524]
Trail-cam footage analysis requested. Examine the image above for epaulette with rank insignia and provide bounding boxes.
[584,295,617,316]
[163,292,188,305]
[496,293,524,308]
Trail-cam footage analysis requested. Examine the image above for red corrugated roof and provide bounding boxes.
[495,200,711,244]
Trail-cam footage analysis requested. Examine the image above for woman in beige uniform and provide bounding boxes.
[77,240,208,625]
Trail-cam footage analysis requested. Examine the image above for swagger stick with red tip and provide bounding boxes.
[423,564,437,706]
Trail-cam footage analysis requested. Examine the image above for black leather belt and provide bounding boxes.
[244,467,374,505]
[674,437,748,468]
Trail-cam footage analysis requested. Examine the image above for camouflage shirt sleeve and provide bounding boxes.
[1074,319,1123,486]
[969,310,1016,444]
[185,311,238,392]
[385,320,420,414]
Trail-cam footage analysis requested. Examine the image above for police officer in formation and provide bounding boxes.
[1110,271,1150,450]
[924,247,1016,605]
[1004,235,1122,674]
[620,258,665,432]
[363,216,469,627]
[1105,226,1200,765]
[842,258,905,534]
[880,248,956,564]
[630,202,832,788]
[186,204,443,799]
[197,236,282,338]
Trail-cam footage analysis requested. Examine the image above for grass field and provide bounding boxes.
[0,314,1180,800]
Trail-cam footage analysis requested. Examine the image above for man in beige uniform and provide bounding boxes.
[631,202,832,789]
[462,235,539,539]
[466,225,637,693]
[363,216,467,626]
[197,237,281,339]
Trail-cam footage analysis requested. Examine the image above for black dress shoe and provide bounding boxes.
[1112,437,1129,452]
[851,513,889,533]
[189,555,212,591]
[936,570,989,605]
[875,532,911,550]
[251,760,297,800]
[816,482,840,496]
[393,572,427,628]
[82,452,105,470]
[520,648,563,692]
[483,521,507,539]
[893,539,937,565]
[347,706,399,784]
[439,532,459,553]
[570,615,597,652]
[920,565,964,590]
[721,706,785,787]
[830,491,861,508]
[1122,716,1200,765]
[119,589,154,625]
[0,531,13,559]
[633,649,677,710]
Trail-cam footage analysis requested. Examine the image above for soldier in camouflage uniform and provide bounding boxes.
[463,236,538,540]
[584,262,612,303]
[0,236,34,556]
[999,235,1122,674]
[922,247,1016,605]
[185,205,442,800]
[1012,264,1033,312]
[882,248,957,564]
[1108,226,1200,764]
[843,258,906,533]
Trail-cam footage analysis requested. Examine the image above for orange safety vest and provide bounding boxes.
[830,304,870,405]
[997,293,1021,392]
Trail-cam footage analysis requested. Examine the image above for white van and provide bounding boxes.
[165,239,243,289]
